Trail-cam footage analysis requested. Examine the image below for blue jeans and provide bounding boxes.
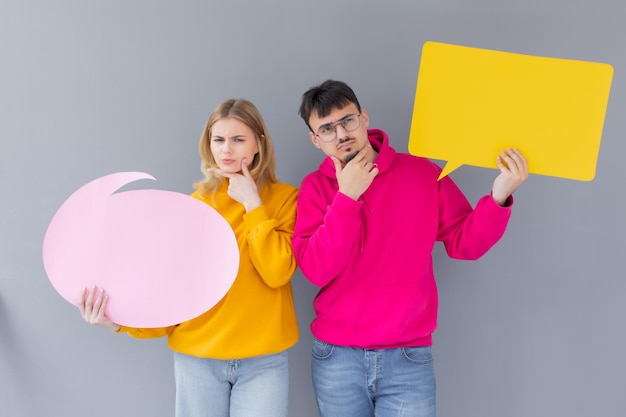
[173,350,289,417]
[311,338,436,417]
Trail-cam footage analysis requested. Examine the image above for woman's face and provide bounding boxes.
[210,117,259,174]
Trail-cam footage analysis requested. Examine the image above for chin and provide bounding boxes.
[343,151,359,163]
[217,166,237,174]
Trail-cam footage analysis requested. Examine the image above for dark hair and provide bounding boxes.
[298,80,362,132]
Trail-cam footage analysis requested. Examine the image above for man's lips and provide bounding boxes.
[337,139,355,150]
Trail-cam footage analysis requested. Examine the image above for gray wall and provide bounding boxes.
[1,1,624,416]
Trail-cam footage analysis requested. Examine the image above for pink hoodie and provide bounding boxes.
[293,129,512,348]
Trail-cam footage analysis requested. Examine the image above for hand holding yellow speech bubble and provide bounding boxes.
[408,41,613,181]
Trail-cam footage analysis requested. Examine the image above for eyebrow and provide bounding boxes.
[319,113,353,129]
[211,134,247,139]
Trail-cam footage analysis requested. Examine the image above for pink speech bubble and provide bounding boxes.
[43,172,239,328]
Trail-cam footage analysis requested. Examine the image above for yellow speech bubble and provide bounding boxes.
[408,41,613,181]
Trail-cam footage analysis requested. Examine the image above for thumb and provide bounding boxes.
[330,156,343,175]
[208,167,232,179]
[241,158,253,180]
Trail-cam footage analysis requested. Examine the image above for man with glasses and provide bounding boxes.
[292,79,528,417]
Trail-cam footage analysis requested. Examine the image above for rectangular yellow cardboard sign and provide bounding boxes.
[408,41,613,181]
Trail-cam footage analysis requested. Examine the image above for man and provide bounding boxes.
[292,79,528,417]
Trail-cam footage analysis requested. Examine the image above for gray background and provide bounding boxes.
[1,1,624,416]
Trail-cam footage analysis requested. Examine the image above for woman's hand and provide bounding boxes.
[209,158,262,212]
[78,286,120,331]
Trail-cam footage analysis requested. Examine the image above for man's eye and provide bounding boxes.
[319,126,334,135]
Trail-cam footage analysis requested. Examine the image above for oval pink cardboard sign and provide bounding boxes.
[42,172,239,328]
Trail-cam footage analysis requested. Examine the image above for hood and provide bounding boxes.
[318,128,397,179]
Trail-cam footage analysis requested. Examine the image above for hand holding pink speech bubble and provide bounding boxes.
[409,42,613,181]
[42,172,239,328]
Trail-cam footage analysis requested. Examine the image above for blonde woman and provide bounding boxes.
[79,99,299,417]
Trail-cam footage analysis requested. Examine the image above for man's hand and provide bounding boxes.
[334,145,379,201]
[492,148,529,206]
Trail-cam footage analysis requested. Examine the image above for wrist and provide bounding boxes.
[492,193,511,207]
[245,198,262,212]
[338,188,359,201]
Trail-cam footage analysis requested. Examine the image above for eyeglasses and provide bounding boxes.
[314,114,361,142]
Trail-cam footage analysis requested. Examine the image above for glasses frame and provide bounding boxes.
[314,113,361,143]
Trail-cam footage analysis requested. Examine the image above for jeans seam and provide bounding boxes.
[312,339,335,360]
[401,347,434,365]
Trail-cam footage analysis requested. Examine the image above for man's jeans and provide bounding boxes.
[312,337,436,417]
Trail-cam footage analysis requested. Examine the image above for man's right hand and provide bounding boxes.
[333,145,379,201]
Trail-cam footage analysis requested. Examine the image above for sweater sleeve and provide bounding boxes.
[244,185,299,288]
[292,178,363,287]
[436,175,513,260]
[116,325,176,339]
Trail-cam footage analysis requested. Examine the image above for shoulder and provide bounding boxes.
[393,153,442,176]
[300,169,330,189]
[263,182,299,205]
[269,181,298,195]
[190,189,209,203]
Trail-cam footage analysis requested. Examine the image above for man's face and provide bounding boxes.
[308,104,370,164]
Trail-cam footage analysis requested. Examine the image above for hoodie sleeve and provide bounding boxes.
[436,174,513,260]
[292,175,363,287]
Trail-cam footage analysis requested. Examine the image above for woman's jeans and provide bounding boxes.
[312,338,436,417]
[173,350,288,417]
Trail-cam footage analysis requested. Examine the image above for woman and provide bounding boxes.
[79,99,299,417]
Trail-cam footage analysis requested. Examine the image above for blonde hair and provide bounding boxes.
[194,99,277,196]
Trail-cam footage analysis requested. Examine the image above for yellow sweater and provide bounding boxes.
[118,181,299,359]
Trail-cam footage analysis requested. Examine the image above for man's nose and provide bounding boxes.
[335,124,349,140]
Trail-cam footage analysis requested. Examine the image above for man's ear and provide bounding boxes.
[309,131,322,149]
[361,109,370,128]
